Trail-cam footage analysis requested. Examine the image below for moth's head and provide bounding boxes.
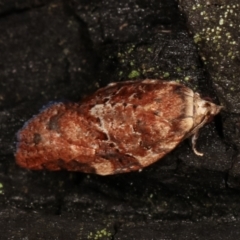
[194,93,223,126]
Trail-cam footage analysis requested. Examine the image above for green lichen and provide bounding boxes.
[142,67,155,74]
[191,3,239,64]
[128,70,140,78]
[147,47,153,53]
[163,72,170,78]
[0,182,3,194]
[184,76,191,81]
[87,228,112,239]
[189,1,240,97]
[176,67,182,72]
[127,44,135,54]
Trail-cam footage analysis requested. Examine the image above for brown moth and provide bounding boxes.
[15,79,222,175]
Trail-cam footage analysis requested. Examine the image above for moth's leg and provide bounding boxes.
[191,130,203,156]
[187,115,209,156]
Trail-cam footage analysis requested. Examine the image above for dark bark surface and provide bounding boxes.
[0,0,239,239]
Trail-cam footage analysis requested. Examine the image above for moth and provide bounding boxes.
[15,79,222,175]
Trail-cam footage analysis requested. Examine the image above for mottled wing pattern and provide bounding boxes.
[16,80,194,175]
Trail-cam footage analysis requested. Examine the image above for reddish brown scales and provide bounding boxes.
[15,79,222,175]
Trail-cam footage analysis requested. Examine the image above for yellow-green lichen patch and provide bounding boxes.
[192,3,239,63]
[0,183,3,194]
[176,67,182,72]
[184,76,191,81]
[163,72,170,78]
[87,228,112,239]
[115,34,202,85]
[128,70,140,78]
[147,47,153,53]
[180,0,240,112]
[116,43,156,79]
